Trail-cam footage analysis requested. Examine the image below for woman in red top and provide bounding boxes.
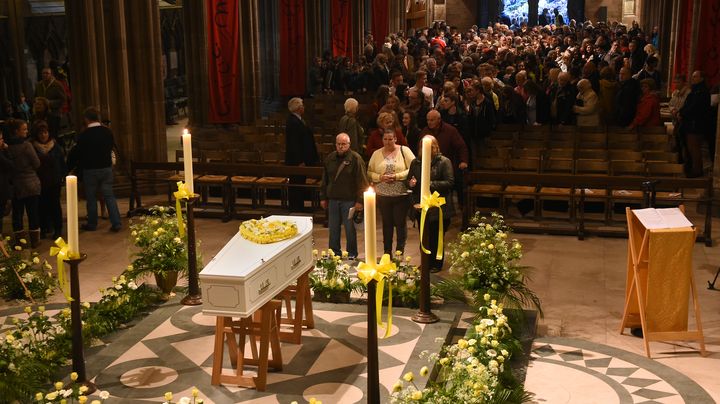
[629,79,661,129]
[365,111,408,159]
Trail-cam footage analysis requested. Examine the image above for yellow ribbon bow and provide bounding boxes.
[357,254,397,338]
[49,237,77,302]
[173,181,191,237]
[420,191,446,260]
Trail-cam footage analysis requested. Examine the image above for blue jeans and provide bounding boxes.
[328,199,357,258]
[83,167,121,229]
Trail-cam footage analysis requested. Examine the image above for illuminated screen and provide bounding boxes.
[502,0,568,26]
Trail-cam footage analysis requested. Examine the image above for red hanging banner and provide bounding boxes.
[372,0,389,50]
[696,0,720,86]
[331,0,353,61]
[206,0,241,123]
[673,0,694,81]
[280,0,306,96]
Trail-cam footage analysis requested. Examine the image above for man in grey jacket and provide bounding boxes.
[320,133,369,259]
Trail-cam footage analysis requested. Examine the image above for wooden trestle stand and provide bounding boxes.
[210,270,314,391]
[620,207,705,358]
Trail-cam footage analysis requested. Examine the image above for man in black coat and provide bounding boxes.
[680,71,712,177]
[285,97,320,212]
[75,107,122,232]
[614,67,641,127]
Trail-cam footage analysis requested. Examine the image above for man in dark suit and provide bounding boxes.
[75,107,122,231]
[285,97,319,212]
[614,67,641,127]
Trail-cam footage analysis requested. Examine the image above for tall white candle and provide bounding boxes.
[66,176,79,255]
[364,187,377,265]
[421,137,432,200]
[181,130,194,195]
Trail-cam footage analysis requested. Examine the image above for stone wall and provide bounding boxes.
[444,0,477,29]
[585,0,626,23]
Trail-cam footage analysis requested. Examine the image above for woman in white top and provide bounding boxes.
[367,129,416,255]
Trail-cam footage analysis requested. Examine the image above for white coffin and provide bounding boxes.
[200,215,314,317]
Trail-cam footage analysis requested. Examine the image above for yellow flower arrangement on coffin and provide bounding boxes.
[239,218,298,244]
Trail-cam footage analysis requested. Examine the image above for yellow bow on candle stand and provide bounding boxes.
[357,254,397,338]
[50,237,78,302]
[173,181,192,237]
[420,191,446,260]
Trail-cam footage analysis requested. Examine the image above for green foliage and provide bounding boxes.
[0,307,69,403]
[1,271,163,401]
[391,296,532,403]
[127,206,189,279]
[309,250,365,299]
[0,239,57,301]
[386,251,420,308]
[438,212,542,315]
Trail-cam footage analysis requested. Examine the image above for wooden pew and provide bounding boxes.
[464,170,712,245]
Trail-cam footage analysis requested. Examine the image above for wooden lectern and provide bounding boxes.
[620,207,706,358]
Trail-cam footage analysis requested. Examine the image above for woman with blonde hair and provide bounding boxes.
[367,129,415,255]
[364,111,408,159]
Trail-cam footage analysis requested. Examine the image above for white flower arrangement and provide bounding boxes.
[390,295,523,403]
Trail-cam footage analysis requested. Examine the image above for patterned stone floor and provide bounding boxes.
[525,338,715,404]
[78,300,453,404]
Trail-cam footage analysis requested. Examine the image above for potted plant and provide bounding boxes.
[309,249,364,303]
[436,212,542,315]
[127,206,189,295]
[384,251,420,308]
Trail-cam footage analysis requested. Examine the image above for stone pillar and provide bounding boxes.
[687,0,701,75]
[353,0,365,59]
[306,0,323,79]
[182,0,209,127]
[389,0,402,35]
[528,0,538,26]
[124,1,166,162]
[66,0,166,163]
[104,0,133,160]
[65,0,103,125]
[238,0,261,123]
[6,0,27,100]
[665,0,680,88]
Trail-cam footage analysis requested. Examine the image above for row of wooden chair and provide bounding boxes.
[491,124,667,135]
[475,155,685,177]
[485,131,672,153]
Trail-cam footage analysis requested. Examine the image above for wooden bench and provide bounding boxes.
[128,161,324,221]
[464,170,712,245]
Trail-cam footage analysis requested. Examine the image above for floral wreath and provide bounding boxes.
[239,218,298,244]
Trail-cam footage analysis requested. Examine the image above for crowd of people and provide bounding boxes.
[300,18,719,266]
[1,75,121,246]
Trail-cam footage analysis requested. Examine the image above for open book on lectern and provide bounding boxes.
[632,207,694,230]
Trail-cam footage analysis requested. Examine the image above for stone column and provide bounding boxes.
[65,0,102,125]
[6,0,27,100]
[182,0,209,127]
[528,0,538,26]
[124,1,166,162]
[238,0,261,123]
[104,0,133,159]
[687,0,701,75]
[353,0,365,60]
[665,0,680,88]
[65,0,165,163]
